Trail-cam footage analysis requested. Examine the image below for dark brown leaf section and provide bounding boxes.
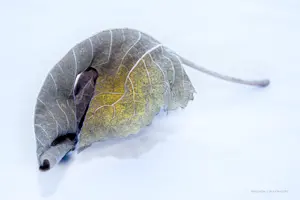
[74,67,98,131]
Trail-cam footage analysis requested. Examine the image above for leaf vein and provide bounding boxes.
[56,99,70,130]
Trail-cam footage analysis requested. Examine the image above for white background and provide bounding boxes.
[0,0,299,199]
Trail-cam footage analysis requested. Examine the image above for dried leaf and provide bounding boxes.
[34,28,269,171]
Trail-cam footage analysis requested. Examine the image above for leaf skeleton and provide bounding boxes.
[34,28,270,171]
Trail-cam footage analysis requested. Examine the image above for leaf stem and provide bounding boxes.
[179,56,270,87]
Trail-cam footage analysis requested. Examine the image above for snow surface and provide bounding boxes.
[0,0,299,199]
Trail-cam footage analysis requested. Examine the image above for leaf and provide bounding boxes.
[34,28,269,170]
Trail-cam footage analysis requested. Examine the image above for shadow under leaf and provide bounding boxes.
[37,154,74,197]
[76,111,174,162]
